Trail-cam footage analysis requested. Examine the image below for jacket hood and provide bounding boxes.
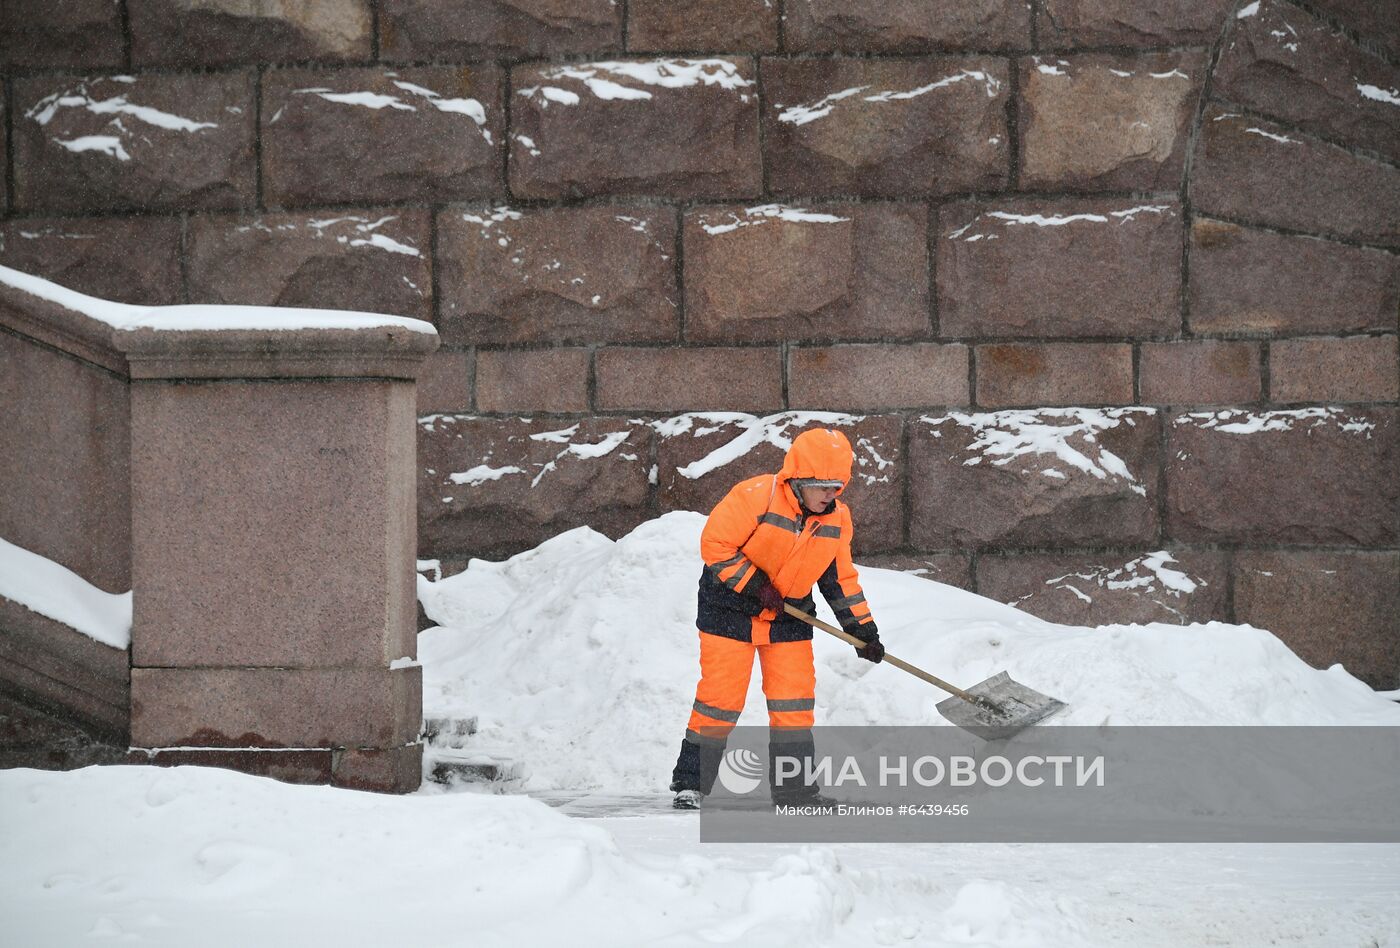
[778,428,854,493]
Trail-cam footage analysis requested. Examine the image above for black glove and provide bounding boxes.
[856,636,884,663]
[757,582,783,614]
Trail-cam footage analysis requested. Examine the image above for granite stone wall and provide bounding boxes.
[1,1,1396,686]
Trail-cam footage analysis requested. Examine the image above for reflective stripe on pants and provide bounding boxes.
[684,630,817,737]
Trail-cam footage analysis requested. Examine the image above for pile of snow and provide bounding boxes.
[419,512,1400,792]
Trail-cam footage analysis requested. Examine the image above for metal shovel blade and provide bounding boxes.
[935,671,1067,740]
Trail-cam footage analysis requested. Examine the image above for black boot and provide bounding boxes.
[768,730,832,805]
[672,789,703,810]
[669,737,725,794]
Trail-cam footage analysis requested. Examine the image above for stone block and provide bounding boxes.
[938,199,1181,339]
[1036,0,1233,47]
[788,344,969,410]
[0,331,130,593]
[0,692,81,748]
[684,203,926,344]
[185,209,431,322]
[437,205,678,345]
[594,347,782,412]
[13,72,257,213]
[654,414,779,515]
[1234,550,1399,689]
[976,550,1230,627]
[1191,106,1400,248]
[130,381,418,667]
[910,408,1160,549]
[132,748,334,784]
[1215,0,1400,161]
[0,596,129,739]
[1189,218,1400,334]
[762,57,1009,198]
[653,412,904,553]
[1166,407,1398,546]
[0,0,123,70]
[417,351,473,415]
[1270,336,1399,403]
[0,597,129,701]
[0,651,127,744]
[784,0,1031,52]
[0,216,183,306]
[332,743,423,793]
[262,65,503,207]
[379,0,621,60]
[1,743,129,771]
[1139,340,1261,406]
[1306,0,1400,60]
[130,666,422,749]
[975,343,1135,408]
[0,744,127,771]
[0,692,116,749]
[120,325,438,381]
[418,415,653,558]
[628,0,778,52]
[1019,52,1206,191]
[857,553,973,590]
[475,349,590,413]
[0,279,128,373]
[129,0,373,66]
[509,58,761,200]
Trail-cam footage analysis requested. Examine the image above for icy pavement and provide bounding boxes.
[534,791,1400,947]
[600,813,1400,948]
[539,788,1400,945]
[605,817,1400,947]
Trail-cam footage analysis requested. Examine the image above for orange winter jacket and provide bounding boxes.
[696,428,877,645]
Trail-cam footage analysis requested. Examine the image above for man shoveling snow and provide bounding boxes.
[669,428,884,810]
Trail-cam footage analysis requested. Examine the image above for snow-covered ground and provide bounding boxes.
[4,512,1398,946]
[5,762,1398,946]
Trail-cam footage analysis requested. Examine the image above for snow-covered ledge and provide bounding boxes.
[0,267,437,792]
[0,263,436,379]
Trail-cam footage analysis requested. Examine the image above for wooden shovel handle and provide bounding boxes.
[782,603,982,705]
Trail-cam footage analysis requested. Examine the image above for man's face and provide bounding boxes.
[799,484,840,511]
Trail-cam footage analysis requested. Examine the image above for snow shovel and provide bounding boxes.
[783,603,1067,740]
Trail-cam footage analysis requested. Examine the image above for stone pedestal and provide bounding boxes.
[120,322,436,793]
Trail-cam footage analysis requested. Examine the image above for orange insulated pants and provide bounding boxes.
[684,630,816,746]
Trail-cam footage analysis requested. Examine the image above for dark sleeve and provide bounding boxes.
[817,560,878,642]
